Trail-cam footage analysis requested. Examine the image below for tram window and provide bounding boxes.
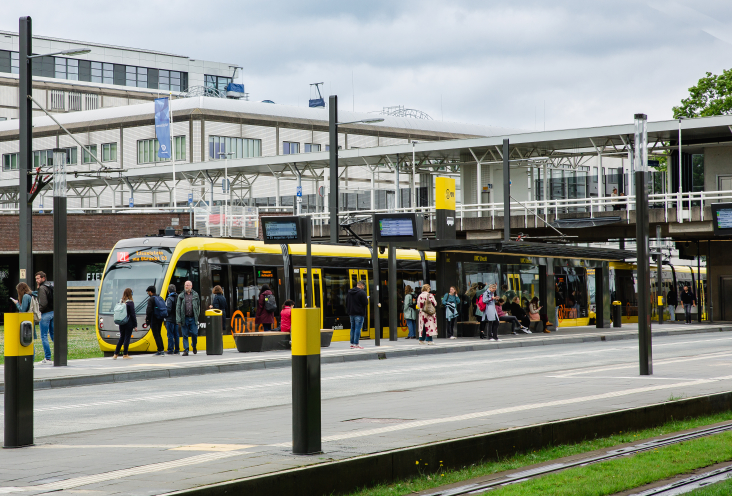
[208,264,230,319]
[256,266,279,314]
[232,265,257,318]
[323,269,348,319]
[555,267,588,318]
[169,261,200,296]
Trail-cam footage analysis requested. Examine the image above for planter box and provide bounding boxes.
[234,332,290,352]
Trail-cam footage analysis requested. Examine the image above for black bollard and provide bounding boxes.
[4,312,34,448]
[291,307,321,455]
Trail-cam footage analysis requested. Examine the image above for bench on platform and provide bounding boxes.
[233,329,334,352]
[456,321,514,337]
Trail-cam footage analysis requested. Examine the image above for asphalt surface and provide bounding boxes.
[2,330,732,494]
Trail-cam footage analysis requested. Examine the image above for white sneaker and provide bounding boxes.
[494,338,501,342]
[427,341,435,345]
[350,345,355,349]
[449,336,456,339]
[41,358,50,364]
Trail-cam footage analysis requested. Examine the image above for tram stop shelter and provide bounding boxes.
[393,238,635,338]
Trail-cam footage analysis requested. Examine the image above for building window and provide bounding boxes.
[3,153,18,171]
[283,142,300,155]
[31,147,77,167]
[205,75,232,92]
[126,66,148,88]
[83,145,98,164]
[324,145,342,151]
[68,92,81,111]
[102,143,117,162]
[11,52,19,74]
[304,143,321,153]
[137,136,186,164]
[50,90,65,110]
[208,136,262,160]
[91,62,113,84]
[55,57,78,80]
[159,70,182,92]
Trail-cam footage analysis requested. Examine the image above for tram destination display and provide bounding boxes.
[373,213,420,243]
[712,203,732,236]
[262,216,304,243]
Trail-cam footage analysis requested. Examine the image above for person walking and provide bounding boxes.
[417,284,438,345]
[680,285,696,324]
[346,281,368,349]
[280,300,294,332]
[164,284,180,355]
[482,283,500,341]
[403,285,418,339]
[145,285,166,356]
[176,280,200,356]
[35,271,54,364]
[255,284,276,331]
[114,288,137,360]
[442,286,459,339]
[667,287,677,322]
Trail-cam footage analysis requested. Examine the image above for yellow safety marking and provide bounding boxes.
[291,308,321,356]
[168,444,255,452]
[435,176,456,210]
[4,312,34,357]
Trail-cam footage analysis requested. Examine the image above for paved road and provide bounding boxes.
[2,331,732,494]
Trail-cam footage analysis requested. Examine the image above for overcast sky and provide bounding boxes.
[5,1,732,131]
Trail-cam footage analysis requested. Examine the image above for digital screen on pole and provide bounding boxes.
[373,213,419,243]
[262,216,303,243]
[712,203,732,236]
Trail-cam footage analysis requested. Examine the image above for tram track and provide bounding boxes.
[422,422,732,496]
[629,463,732,495]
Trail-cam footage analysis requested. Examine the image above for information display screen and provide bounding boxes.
[262,216,304,243]
[712,203,732,236]
[373,213,420,243]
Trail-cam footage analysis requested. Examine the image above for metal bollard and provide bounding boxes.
[4,312,34,448]
[205,309,224,355]
[291,307,321,455]
[612,301,622,328]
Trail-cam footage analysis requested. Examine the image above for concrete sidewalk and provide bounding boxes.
[2,321,730,392]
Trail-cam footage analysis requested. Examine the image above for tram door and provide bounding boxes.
[299,268,323,329]
[348,269,371,338]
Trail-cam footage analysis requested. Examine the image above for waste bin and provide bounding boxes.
[205,309,224,355]
[612,301,622,328]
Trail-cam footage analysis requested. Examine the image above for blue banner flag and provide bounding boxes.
[154,98,171,159]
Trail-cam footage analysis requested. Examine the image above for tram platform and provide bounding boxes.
[1,321,731,393]
[2,322,732,495]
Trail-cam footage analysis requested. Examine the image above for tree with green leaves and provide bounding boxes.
[673,69,732,118]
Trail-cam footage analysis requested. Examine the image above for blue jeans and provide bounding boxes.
[40,311,54,360]
[350,315,364,345]
[406,319,417,338]
[166,321,179,352]
[181,317,198,351]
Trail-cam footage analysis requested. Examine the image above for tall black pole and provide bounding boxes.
[329,95,339,245]
[304,217,313,308]
[697,241,702,322]
[388,243,398,341]
[656,225,663,325]
[634,113,652,375]
[371,219,380,346]
[53,149,68,366]
[503,138,510,242]
[708,239,713,323]
[19,17,33,286]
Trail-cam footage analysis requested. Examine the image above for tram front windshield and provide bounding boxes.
[99,247,171,315]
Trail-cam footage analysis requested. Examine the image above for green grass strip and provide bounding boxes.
[686,477,732,495]
[0,325,103,364]
[488,431,732,495]
[346,411,732,496]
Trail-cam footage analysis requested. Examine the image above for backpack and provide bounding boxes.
[29,295,42,324]
[410,293,419,311]
[476,294,487,312]
[43,281,54,307]
[264,294,277,313]
[423,296,436,316]
[114,300,129,326]
[165,293,177,319]
[153,295,168,319]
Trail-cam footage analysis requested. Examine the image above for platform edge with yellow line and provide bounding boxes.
[4,312,34,448]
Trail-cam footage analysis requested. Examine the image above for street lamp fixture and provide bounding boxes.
[218,152,234,236]
[27,48,91,59]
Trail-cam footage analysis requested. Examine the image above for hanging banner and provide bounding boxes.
[154,97,171,159]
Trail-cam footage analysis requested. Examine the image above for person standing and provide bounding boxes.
[145,285,166,356]
[417,284,438,345]
[35,271,54,364]
[114,288,137,360]
[255,284,275,331]
[11,282,38,352]
[164,284,180,355]
[176,280,200,356]
[346,281,368,349]
[210,285,228,319]
[442,286,459,340]
[482,283,500,341]
[403,285,418,339]
[680,285,696,324]
[667,287,677,322]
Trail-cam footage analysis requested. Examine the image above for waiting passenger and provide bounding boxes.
[529,297,550,333]
[346,281,368,349]
[255,284,276,331]
[165,284,179,355]
[417,284,438,345]
[496,298,521,335]
[210,285,228,320]
[280,300,294,332]
[145,285,166,356]
[11,282,38,350]
[403,285,418,339]
[680,286,696,324]
[501,284,516,305]
[176,281,201,356]
[114,288,137,360]
[481,283,500,341]
[442,286,459,339]
[510,296,532,333]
